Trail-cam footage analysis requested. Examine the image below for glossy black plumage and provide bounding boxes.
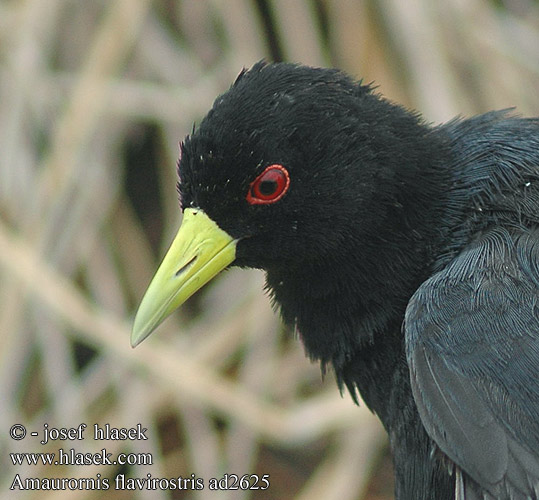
[168,63,539,499]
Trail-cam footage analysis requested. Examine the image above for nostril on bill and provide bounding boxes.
[175,255,198,277]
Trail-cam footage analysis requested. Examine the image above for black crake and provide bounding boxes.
[136,62,539,500]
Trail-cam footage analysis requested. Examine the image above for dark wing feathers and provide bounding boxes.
[411,347,508,485]
[405,227,539,498]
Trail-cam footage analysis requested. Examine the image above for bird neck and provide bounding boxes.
[266,237,423,369]
[266,210,444,370]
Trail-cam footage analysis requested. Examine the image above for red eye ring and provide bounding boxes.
[246,164,290,205]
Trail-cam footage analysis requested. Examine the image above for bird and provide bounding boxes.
[131,61,539,500]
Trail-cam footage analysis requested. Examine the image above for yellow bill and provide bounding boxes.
[131,208,237,347]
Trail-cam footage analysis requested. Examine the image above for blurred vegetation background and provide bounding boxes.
[1,1,539,499]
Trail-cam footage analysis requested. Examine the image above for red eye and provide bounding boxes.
[246,164,290,205]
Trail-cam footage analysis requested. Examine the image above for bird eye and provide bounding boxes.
[246,164,290,205]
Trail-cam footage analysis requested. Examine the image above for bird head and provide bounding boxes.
[131,62,441,348]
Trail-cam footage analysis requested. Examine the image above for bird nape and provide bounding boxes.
[131,62,539,500]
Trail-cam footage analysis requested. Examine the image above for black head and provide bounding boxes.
[178,61,435,270]
[132,62,448,355]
